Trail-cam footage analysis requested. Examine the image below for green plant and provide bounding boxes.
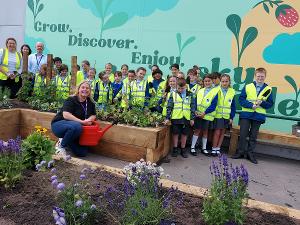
[202,155,249,225]
[0,137,25,188]
[22,126,55,169]
[0,87,12,108]
[226,14,258,67]
[17,78,33,102]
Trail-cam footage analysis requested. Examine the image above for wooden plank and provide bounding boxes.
[22,52,28,73]
[70,56,77,94]
[46,54,53,85]
[91,140,147,162]
[228,129,239,156]
[0,109,20,140]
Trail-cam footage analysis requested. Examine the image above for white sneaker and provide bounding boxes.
[55,145,67,158]
[55,138,63,148]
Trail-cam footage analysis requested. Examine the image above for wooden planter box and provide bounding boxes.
[0,108,171,163]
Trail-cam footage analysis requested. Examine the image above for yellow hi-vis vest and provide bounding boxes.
[86,78,98,98]
[76,71,85,86]
[97,81,112,104]
[130,80,147,107]
[162,91,175,116]
[120,78,131,108]
[171,92,191,120]
[33,73,46,96]
[188,83,201,96]
[196,87,220,121]
[156,80,166,99]
[108,73,114,83]
[242,83,272,114]
[215,88,235,119]
[0,48,21,82]
[55,75,71,99]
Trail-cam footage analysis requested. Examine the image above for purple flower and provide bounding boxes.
[56,183,65,191]
[51,168,57,173]
[81,213,87,219]
[51,175,58,181]
[75,200,83,207]
[140,199,148,209]
[90,204,96,210]
[79,174,86,180]
[40,160,46,165]
[48,160,55,168]
[35,164,42,171]
[131,208,138,216]
[81,168,89,174]
[240,164,249,186]
[52,179,58,187]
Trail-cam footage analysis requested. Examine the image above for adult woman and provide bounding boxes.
[0,37,23,98]
[51,81,96,157]
[20,44,32,56]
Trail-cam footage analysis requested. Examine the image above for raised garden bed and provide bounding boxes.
[0,108,170,163]
[0,159,298,225]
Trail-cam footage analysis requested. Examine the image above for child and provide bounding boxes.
[149,69,166,110]
[129,67,151,108]
[121,70,135,108]
[53,57,62,76]
[95,72,112,109]
[86,68,98,100]
[33,64,47,96]
[212,74,236,156]
[170,63,180,77]
[112,71,123,103]
[212,72,221,87]
[165,78,195,158]
[161,75,177,116]
[121,64,128,81]
[147,64,160,82]
[177,71,185,79]
[105,63,115,83]
[55,64,71,100]
[190,74,219,156]
[187,69,201,96]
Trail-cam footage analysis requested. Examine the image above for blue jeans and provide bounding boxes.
[51,120,88,157]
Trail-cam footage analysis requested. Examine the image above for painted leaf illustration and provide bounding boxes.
[92,0,103,19]
[103,0,115,18]
[36,0,40,5]
[102,12,128,31]
[285,75,298,96]
[27,0,35,15]
[176,33,182,53]
[37,3,44,15]
[240,27,258,54]
[181,36,196,52]
[263,3,269,14]
[226,14,241,42]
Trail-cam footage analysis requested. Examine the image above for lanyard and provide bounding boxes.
[80,100,88,119]
[35,54,43,67]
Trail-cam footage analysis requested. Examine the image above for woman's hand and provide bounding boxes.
[81,119,93,126]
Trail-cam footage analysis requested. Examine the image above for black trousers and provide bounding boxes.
[238,118,262,154]
[0,78,22,99]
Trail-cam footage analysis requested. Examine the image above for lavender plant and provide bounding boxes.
[22,126,55,169]
[0,137,25,188]
[202,155,249,225]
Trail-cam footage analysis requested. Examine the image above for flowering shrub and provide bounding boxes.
[0,87,12,108]
[22,126,55,168]
[51,167,98,225]
[0,137,25,188]
[202,154,249,225]
[102,159,176,225]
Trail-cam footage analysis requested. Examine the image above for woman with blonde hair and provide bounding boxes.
[51,81,96,157]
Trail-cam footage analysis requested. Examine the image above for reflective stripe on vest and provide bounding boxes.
[33,73,46,95]
[196,87,220,121]
[130,80,147,107]
[188,84,201,95]
[121,78,130,108]
[0,48,21,82]
[171,92,191,120]
[215,88,235,119]
[56,75,70,99]
[242,83,272,114]
[97,82,111,104]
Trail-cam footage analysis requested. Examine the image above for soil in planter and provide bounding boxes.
[0,161,298,225]
[0,99,32,110]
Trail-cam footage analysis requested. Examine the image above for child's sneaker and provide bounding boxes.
[202,149,209,156]
[190,147,197,156]
[55,138,63,148]
[171,147,179,157]
[55,145,67,158]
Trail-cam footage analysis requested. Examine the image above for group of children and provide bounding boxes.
[32,60,236,158]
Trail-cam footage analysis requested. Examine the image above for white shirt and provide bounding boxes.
[28,53,47,74]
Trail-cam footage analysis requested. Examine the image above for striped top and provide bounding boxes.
[0,49,23,74]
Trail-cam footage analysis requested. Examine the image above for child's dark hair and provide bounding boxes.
[151,64,159,70]
[193,65,199,70]
[177,78,186,87]
[128,69,136,75]
[114,71,122,77]
[136,67,146,73]
[211,72,221,79]
[165,75,177,93]
[98,71,106,80]
[152,69,163,76]
[81,60,90,66]
[203,74,214,80]
[187,68,197,76]
[170,63,179,70]
[59,64,68,72]
[53,57,62,63]
[121,64,128,70]
[89,68,96,74]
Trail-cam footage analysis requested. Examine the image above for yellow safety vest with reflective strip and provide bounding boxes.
[215,88,235,119]
[156,80,166,99]
[242,83,272,114]
[196,87,220,121]
[33,73,46,96]
[147,75,153,83]
[120,78,131,108]
[55,75,71,99]
[130,80,147,107]
[97,81,112,104]
[108,73,114,83]
[188,83,201,96]
[76,71,85,86]
[0,48,21,82]
[86,78,98,98]
[162,91,175,116]
[171,92,191,120]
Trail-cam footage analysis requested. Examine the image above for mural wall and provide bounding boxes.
[25,0,300,133]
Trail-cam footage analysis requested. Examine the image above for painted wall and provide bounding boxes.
[24,0,300,133]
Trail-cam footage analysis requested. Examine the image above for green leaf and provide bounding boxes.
[176,33,182,52]
[27,0,35,15]
[181,36,196,53]
[37,3,44,15]
[92,0,104,19]
[240,27,258,56]
[285,75,298,96]
[102,12,128,31]
[275,4,292,18]
[263,3,270,14]
[226,14,241,43]
[103,0,115,17]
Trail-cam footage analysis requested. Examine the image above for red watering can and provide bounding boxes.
[79,121,116,146]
